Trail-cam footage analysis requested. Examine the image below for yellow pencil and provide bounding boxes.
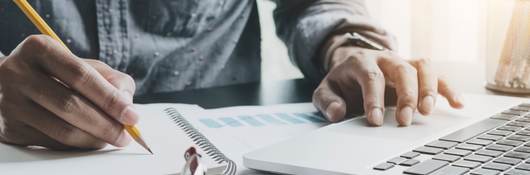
[13,0,153,154]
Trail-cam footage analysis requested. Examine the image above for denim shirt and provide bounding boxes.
[0,0,394,95]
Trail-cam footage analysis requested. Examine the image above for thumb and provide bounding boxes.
[312,82,346,122]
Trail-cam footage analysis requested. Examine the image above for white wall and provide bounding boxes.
[257,1,303,81]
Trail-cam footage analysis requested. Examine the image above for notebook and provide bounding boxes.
[0,103,234,175]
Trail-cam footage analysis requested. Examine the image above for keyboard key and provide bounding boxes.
[456,143,482,151]
[505,151,530,159]
[508,121,530,128]
[404,159,448,175]
[497,139,524,147]
[470,168,500,175]
[482,162,511,171]
[498,126,522,132]
[512,106,530,112]
[373,162,394,171]
[475,149,503,157]
[440,119,506,143]
[507,135,530,142]
[388,157,407,164]
[414,146,443,155]
[488,130,513,136]
[505,169,530,175]
[515,147,530,153]
[401,151,420,159]
[464,154,493,163]
[503,110,527,116]
[491,114,518,121]
[516,163,530,171]
[519,103,530,108]
[452,160,481,169]
[486,144,514,152]
[478,134,503,141]
[430,165,469,175]
[432,154,460,162]
[493,157,521,165]
[516,117,530,122]
[400,159,420,167]
[467,139,493,146]
[516,130,530,136]
[445,149,472,157]
[426,140,458,149]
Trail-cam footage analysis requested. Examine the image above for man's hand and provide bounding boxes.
[313,46,463,126]
[0,35,139,150]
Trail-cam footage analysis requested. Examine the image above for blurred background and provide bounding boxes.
[258,0,498,87]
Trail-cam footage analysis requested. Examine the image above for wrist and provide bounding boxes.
[319,33,353,73]
[320,31,391,72]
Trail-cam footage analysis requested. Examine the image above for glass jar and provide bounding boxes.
[485,0,530,94]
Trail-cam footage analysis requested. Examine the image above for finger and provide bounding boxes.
[312,80,347,122]
[0,119,74,150]
[410,59,437,115]
[86,60,136,102]
[438,78,464,109]
[17,35,138,125]
[351,59,386,126]
[19,70,130,147]
[379,57,418,126]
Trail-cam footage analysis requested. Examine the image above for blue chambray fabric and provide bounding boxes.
[0,0,393,95]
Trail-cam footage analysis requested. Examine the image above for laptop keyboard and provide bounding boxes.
[373,103,530,175]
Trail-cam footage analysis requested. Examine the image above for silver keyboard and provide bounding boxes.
[373,103,530,175]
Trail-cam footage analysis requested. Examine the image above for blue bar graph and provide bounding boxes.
[198,112,326,128]
[219,117,244,127]
[238,115,265,126]
[199,118,224,128]
[293,113,326,123]
[257,114,286,125]
[275,113,306,124]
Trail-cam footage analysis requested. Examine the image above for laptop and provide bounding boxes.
[243,94,530,175]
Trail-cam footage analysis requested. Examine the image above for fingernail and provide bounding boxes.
[120,106,140,125]
[115,131,132,147]
[421,96,434,114]
[326,102,340,122]
[454,95,465,108]
[370,108,384,126]
[399,107,413,126]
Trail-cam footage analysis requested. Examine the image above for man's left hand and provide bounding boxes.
[312,46,463,126]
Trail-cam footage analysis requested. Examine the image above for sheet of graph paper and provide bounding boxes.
[0,103,223,175]
[183,103,330,175]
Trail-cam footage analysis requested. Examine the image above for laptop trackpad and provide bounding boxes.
[325,107,472,142]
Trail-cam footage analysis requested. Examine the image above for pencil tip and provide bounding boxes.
[132,135,153,155]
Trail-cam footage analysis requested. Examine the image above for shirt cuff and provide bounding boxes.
[290,13,397,82]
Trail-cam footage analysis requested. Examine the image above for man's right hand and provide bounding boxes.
[0,35,139,150]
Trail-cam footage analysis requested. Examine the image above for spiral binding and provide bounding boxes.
[164,108,237,175]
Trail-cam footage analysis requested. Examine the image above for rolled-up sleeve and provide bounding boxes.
[0,51,4,57]
[273,0,396,82]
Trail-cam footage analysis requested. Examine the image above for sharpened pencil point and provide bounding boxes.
[134,135,153,155]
